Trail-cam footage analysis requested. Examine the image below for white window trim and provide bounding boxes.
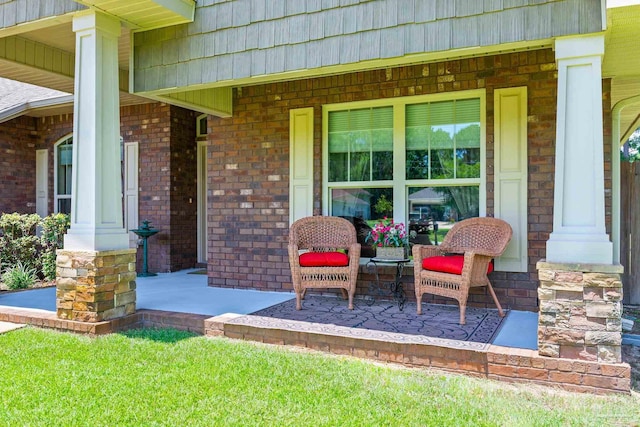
[321,89,487,223]
[53,134,73,214]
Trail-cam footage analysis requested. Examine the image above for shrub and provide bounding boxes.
[2,261,37,290]
[40,213,71,281]
[0,213,41,272]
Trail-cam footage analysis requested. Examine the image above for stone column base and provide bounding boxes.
[56,249,137,322]
[537,260,624,363]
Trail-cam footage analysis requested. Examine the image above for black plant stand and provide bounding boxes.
[366,257,410,311]
[130,220,160,277]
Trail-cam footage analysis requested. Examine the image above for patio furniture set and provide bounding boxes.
[288,215,513,325]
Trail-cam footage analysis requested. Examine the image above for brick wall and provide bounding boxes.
[168,105,198,271]
[121,103,172,272]
[0,116,39,213]
[37,114,74,214]
[206,48,613,311]
[121,103,198,272]
[1,103,198,273]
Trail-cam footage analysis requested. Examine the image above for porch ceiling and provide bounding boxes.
[74,0,195,30]
[0,21,148,109]
[605,3,640,142]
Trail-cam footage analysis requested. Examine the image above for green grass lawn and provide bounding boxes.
[1,327,638,426]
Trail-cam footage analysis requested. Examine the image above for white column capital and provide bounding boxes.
[554,34,605,61]
[72,10,121,38]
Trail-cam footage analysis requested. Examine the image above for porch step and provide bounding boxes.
[203,313,631,394]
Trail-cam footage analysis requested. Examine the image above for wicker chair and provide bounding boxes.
[288,216,361,310]
[412,217,512,324]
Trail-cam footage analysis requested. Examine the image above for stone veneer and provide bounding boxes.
[56,249,137,322]
[537,261,624,363]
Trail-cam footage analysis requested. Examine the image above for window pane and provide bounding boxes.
[57,142,73,195]
[406,98,480,180]
[329,152,347,182]
[349,151,370,181]
[456,146,481,178]
[431,149,454,179]
[58,198,71,215]
[409,185,479,222]
[330,188,393,221]
[408,185,480,244]
[406,149,430,179]
[372,151,393,180]
[430,102,455,179]
[198,116,208,135]
[455,101,480,179]
[328,106,393,183]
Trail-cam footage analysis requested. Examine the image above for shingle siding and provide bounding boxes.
[0,0,83,29]
[133,0,602,93]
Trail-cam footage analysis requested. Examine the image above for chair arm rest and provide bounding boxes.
[348,243,361,263]
[462,251,493,279]
[288,244,300,266]
[412,245,442,272]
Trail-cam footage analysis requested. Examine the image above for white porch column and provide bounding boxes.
[64,11,128,251]
[546,34,613,264]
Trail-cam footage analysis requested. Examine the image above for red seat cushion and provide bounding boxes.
[299,251,349,267]
[422,255,493,275]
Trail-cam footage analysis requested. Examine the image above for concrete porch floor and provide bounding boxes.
[0,268,537,350]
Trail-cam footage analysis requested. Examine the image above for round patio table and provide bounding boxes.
[366,258,410,311]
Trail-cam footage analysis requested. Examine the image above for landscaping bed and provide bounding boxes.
[0,280,55,292]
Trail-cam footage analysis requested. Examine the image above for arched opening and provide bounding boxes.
[612,95,640,304]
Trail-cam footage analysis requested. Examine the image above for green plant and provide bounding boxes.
[1,260,37,290]
[0,213,41,272]
[40,213,70,280]
[621,130,640,162]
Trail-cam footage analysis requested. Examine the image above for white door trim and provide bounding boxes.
[197,140,208,263]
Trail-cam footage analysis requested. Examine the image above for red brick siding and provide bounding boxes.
[206,48,613,311]
[168,105,198,271]
[121,103,172,272]
[0,116,39,213]
[121,103,198,272]
[36,114,74,214]
[3,104,197,273]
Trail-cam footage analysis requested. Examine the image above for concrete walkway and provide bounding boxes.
[0,320,25,334]
[0,269,294,317]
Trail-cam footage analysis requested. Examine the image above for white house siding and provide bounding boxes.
[132,0,603,93]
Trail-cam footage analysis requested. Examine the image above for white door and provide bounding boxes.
[124,142,139,248]
[197,141,208,263]
[35,149,48,217]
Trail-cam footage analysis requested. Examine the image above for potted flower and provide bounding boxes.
[365,218,408,260]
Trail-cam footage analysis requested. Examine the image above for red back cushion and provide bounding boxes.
[422,255,494,275]
[299,251,349,267]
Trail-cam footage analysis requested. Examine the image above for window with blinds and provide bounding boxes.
[328,106,393,182]
[406,98,481,180]
[322,90,485,241]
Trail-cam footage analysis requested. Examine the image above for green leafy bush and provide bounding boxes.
[0,212,70,284]
[0,212,41,272]
[40,213,71,281]
[1,261,37,290]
